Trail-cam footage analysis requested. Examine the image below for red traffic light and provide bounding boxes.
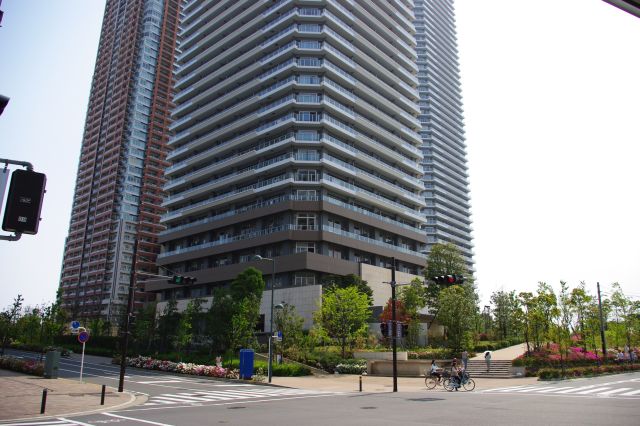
[431,274,465,285]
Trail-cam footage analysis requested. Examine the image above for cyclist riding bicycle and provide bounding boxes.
[429,359,441,380]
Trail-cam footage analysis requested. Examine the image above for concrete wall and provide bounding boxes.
[259,285,322,330]
[360,263,423,308]
[156,285,322,331]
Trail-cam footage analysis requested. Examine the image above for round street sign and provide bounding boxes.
[78,331,90,344]
[71,321,80,329]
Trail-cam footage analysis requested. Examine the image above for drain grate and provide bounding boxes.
[360,406,377,410]
[407,397,443,402]
[227,406,246,410]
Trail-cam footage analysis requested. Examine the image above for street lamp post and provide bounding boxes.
[253,255,275,383]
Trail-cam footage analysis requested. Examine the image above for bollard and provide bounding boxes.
[359,375,362,392]
[101,384,106,405]
[40,389,47,414]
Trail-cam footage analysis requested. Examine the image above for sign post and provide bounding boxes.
[77,328,89,382]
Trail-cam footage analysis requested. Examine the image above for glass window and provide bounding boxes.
[296,130,320,141]
[296,189,317,200]
[295,242,316,253]
[294,272,316,286]
[296,169,318,181]
[298,75,320,84]
[296,213,316,230]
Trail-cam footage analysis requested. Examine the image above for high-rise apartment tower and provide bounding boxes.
[415,0,474,267]
[147,0,428,318]
[59,0,181,322]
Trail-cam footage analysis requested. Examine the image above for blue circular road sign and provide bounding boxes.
[78,331,90,344]
[71,321,80,329]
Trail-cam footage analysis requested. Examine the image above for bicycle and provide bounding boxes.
[443,372,475,392]
[425,370,450,390]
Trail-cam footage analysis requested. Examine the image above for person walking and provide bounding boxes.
[461,350,469,371]
[484,350,492,372]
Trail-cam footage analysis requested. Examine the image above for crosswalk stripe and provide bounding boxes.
[576,387,612,394]
[483,385,531,392]
[533,387,568,393]
[620,389,640,396]
[598,388,632,396]
[552,386,595,394]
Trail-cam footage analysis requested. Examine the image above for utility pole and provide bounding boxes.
[596,282,607,361]
[391,257,397,392]
[118,237,138,392]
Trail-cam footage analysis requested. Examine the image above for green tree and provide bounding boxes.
[1,294,24,355]
[490,290,520,340]
[273,303,304,357]
[314,286,370,358]
[399,278,428,347]
[176,297,205,354]
[206,290,235,354]
[568,282,593,351]
[609,283,636,349]
[437,285,476,351]
[321,274,373,306]
[423,243,471,333]
[131,302,158,352]
[157,298,179,352]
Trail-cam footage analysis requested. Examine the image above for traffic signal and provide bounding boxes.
[167,275,197,284]
[401,323,409,338]
[380,322,388,337]
[431,274,465,285]
[2,169,46,234]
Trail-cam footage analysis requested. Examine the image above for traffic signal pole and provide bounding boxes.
[118,237,138,392]
[391,258,398,392]
[597,282,607,361]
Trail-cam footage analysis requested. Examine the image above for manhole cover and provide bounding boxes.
[407,397,443,402]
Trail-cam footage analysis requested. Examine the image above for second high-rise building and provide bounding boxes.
[149,0,428,319]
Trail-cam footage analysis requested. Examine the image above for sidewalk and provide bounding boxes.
[0,369,144,421]
[270,372,538,393]
[471,343,527,360]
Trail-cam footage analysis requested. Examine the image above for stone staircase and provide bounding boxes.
[464,359,513,378]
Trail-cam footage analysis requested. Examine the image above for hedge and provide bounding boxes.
[0,355,44,376]
[538,363,640,380]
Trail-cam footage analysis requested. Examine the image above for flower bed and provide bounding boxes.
[335,359,367,374]
[538,363,640,380]
[0,355,44,376]
[118,355,236,379]
[513,344,609,368]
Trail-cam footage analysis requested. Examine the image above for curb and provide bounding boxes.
[0,387,146,423]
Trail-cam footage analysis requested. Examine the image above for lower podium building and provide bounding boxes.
[145,1,428,329]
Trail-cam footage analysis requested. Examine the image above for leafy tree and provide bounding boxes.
[321,274,373,306]
[131,302,158,352]
[609,283,636,349]
[423,243,471,333]
[206,289,235,354]
[157,298,179,352]
[490,290,520,340]
[314,286,370,358]
[273,303,304,357]
[176,297,205,354]
[399,278,428,347]
[568,282,593,351]
[437,285,476,351]
[1,294,24,355]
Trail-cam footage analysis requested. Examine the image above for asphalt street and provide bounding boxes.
[2,349,639,426]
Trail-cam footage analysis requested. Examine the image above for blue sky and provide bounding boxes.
[0,0,639,310]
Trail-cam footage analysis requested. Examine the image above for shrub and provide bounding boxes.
[335,359,367,374]
[408,347,455,360]
[0,355,44,376]
[537,363,640,379]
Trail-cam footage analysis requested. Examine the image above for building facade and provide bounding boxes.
[59,0,181,322]
[147,0,428,325]
[414,0,474,268]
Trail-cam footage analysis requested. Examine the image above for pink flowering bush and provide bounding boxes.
[118,355,236,379]
[0,355,44,376]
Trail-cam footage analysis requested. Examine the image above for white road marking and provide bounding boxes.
[620,389,640,396]
[57,417,97,426]
[102,413,175,426]
[575,387,612,394]
[597,387,632,396]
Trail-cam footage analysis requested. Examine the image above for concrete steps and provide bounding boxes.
[464,359,513,378]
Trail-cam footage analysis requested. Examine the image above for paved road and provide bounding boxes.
[2,350,639,426]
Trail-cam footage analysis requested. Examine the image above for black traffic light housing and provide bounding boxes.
[2,169,46,234]
[431,274,465,285]
[167,275,197,285]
